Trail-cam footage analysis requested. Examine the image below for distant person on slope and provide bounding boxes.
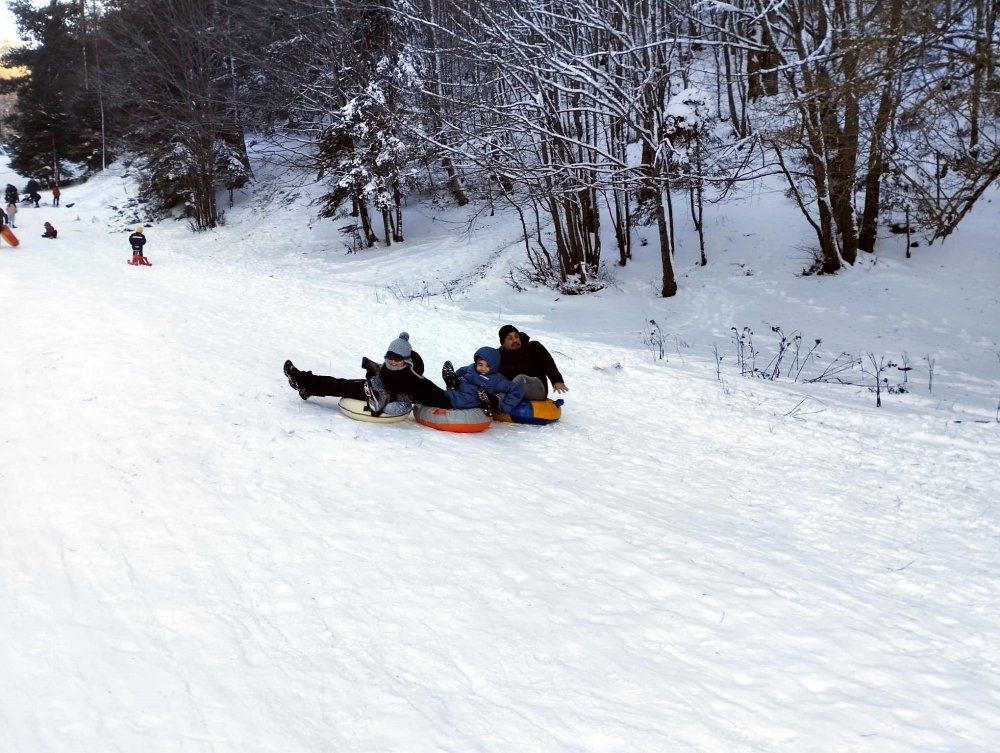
[0,207,14,248]
[283,332,462,417]
[42,221,57,238]
[25,178,41,207]
[129,226,149,265]
[4,184,18,206]
[5,200,17,228]
[51,184,60,207]
[495,324,568,401]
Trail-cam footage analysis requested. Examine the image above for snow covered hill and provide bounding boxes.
[2,158,998,753]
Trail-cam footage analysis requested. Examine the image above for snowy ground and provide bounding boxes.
[2,157,999,753]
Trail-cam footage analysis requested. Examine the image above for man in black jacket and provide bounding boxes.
[496,324,568,401]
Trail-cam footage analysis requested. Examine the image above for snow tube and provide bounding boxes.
[414,405,492,433]
[338,397,412,424]
[494,398,564,425]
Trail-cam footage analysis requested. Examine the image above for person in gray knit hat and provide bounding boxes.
[283,332,454,417]
[383,333,413,362]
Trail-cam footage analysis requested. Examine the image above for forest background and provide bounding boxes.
[0,0,997,299]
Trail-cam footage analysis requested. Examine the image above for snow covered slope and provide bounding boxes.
[2,159,998,753]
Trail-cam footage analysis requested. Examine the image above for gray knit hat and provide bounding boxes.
[385,332,413,361]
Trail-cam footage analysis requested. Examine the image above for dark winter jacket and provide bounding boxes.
[375,350,451,412]
[4,185,17,205]
[129,232,146,251]
[42,222,57,238]
[497,331,564,387]
[450,346,524,413]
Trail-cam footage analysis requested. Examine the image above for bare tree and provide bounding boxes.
[710,0,1000,268]
[402,0,701,295]
[886,0,1000,243]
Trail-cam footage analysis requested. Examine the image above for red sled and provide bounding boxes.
[128,257,152,266]
[1,226,20,247]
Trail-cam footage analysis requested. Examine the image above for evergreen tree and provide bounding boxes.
[1,0,102,181]
[100,0,251,230]
[313,0,426,245]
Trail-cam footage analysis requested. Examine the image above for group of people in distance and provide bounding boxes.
[283,325,568,419]
[1,181,61,240]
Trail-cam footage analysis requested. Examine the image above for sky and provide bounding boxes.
[1,148,999,753]
[0,4,17,47]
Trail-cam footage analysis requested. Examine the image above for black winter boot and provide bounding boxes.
[283,360,311,400]
[442,361,459,390]
[361,356,381,379]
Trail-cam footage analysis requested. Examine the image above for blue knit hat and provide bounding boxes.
[385,332,412,361]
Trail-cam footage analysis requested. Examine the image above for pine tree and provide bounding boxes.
[99,0,251,230]
[1,0,102,181]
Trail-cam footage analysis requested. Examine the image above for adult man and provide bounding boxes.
[496,324,568,401]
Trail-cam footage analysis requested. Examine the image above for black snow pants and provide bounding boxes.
[295,371,452,409]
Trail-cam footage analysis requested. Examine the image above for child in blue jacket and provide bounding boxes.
[443,346,524,416]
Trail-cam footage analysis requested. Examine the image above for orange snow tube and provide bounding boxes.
[414,405,492,433]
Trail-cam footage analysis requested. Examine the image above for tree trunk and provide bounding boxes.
[692,142,706,266]
[441,155,469,206]
[358,199,377,247]
[393,183,404,242]
[858,78,899,252]
[382,208,392,247]
[656,190,677,297]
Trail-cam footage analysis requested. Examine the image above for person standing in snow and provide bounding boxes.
[495,324,568,401]
[25,178,41,207]
[51,184,61,207]
[5,200,17,228]
[129,226,147,262]
[5,184,18,206]
[284,332,477,417]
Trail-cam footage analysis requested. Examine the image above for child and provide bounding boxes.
[128,226,149,265]
[442,347,524,416]
[52,184,60,207]
[5,201,16,228]
[41,222,57,238]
